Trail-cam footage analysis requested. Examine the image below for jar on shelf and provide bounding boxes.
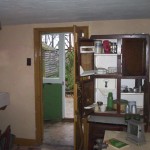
[94,40,103,54]
[110,42,117,54]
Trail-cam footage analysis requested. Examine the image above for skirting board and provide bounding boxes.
[14,138,37,146]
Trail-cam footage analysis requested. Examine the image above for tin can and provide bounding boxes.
[94,40,103,53]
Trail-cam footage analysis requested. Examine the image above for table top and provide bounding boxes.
[103,130,150,150]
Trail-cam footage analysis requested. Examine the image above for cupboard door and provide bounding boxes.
[81,79,94,116]
[73,25,89,150]
[122,38,146,76]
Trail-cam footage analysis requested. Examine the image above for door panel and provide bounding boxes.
[122,38,146,76]
[42,33,65,120]
[73,25,89,150]
[43,83,62,121]
[81,79,94,117]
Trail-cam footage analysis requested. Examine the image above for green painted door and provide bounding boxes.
[42,33,65,121]
[43,83,62,121]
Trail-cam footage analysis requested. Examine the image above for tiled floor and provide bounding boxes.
[41,144,74,150]
[13,119,74,150]
[43,96,74,149]
[65,96,74,118]
[13,145,74,150]
[43,121,74,146]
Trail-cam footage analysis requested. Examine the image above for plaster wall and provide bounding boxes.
[0,19,150,139]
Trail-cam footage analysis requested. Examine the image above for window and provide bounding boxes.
[41,33,74,79]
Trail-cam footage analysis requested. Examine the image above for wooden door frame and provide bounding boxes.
[34,26,89,144]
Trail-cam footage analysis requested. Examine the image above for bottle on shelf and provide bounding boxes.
[107,92,113,110]
[125,104,129,113]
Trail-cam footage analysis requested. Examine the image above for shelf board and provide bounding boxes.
[121,76,146,79]
[94,73,119,78]
[94,53,118,56]
[121,92,144,95]
[93,112,123,117]
[80,51,94,53]
[88,114,126,125]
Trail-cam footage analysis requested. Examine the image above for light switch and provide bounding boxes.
[27,58,31,66]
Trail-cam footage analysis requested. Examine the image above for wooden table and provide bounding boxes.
[103,130,150,150]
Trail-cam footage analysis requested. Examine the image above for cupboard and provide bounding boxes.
[76,34,150,149]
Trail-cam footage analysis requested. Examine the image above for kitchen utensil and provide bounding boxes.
[128,101,136,113]
[131,105,137,114]
[100,104,106,112]
[108,67,117,73]
[125,104,129,113]
[96,68,107,74]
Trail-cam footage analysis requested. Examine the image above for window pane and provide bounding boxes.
[42,34,59,78]
[41,33,74,79]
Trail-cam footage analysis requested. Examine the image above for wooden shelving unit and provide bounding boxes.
[76,34,150,149]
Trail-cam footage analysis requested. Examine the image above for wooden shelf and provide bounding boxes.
[77,34,150,150]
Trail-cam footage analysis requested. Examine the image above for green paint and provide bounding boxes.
[43,83,62,121]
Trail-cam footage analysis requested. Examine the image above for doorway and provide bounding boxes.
[34,26,89,145]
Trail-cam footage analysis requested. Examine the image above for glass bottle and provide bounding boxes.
[107,92,113,110]
[125,104,129,113]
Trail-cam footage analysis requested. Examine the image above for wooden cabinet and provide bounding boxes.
[88,122,126,150]
[75,34,150,149]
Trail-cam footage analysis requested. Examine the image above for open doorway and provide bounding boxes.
[34,26,89,146]
[41,31,74,148]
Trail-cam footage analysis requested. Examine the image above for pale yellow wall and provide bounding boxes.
[0,19,150,139]
[89,19,150,35]
[0,25,35,138]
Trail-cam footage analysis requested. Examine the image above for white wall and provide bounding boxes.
[0,19,150,139]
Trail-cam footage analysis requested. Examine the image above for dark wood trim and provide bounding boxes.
[62,118,74,122]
